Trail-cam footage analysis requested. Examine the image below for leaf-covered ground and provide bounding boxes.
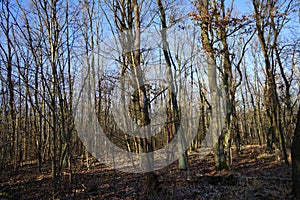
[0,145,295,199]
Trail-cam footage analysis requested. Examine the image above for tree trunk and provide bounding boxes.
[198,0,229,171]
[252,0,281,159]
[156,0,189,173]
[292,104,300,199]
[132,0,158,195]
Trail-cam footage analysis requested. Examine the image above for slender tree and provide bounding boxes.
[0,0,16,169]
[252,0,295,164]
[190,0,252,170]
[292,103,300,199]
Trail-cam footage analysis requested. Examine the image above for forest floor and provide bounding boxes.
[0,145,295,200]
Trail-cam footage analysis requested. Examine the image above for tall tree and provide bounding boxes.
[190,0,252,170]
[156,0,189,173]
[106,0,160,194]
[132,0,159,194]
[193,0,226,170]
[252,0,294,164]
[0,0,16,169]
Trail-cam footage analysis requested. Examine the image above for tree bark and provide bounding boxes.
[156,0,189,173]
[292,103,300,199]
[252,0,281,159]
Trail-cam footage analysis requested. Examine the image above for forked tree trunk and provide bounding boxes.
[198,0,228,171]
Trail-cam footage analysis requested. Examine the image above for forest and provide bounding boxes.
[0,0,300,199]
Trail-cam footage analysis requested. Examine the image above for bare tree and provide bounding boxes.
[190,0,252,170]
[292,103,300,198]
[0,0,17,169]
[251,0,297,164]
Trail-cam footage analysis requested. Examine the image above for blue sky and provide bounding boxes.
[234,0,252,13]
